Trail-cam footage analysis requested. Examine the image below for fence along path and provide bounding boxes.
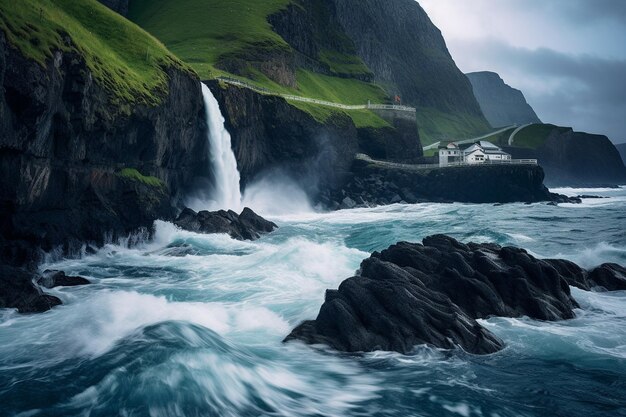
[355,153,537,172]
[216,76,417,113]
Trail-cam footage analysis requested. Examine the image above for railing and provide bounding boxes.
[216,76,417,113]
[443,159,538,167]
[422,125,517,151]
[356,153,538,171]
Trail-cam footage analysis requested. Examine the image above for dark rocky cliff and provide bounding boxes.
[327,158,555,206]
[504,128,626,186]
[0,32,208,268]
[467,71,541,127]
[617,143,626,166]
[208,81,421,196]
[268,0,490,140]
[329,0,484,116]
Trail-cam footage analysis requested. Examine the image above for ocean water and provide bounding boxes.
[1,187,625,417]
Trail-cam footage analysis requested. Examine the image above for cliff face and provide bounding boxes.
[504,128,626,186]
[617,143,626,166]
[0,32,208,265]
[207,81,357,193]
[467,71,541,128]
[267,0,489,140]
[329,159,554,206]
[329,0,483,116]
[208,79,423,198]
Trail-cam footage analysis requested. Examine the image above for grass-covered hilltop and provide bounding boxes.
[0,0,192,108]
[0,0,208,274]
[128,0,489,140]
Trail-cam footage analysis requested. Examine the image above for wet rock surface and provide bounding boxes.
[319,158,575,208]
[546,259,626,291]
[174,207,277,241]
[285,235,600,355]
[0,266,62,313]
[38,270,90,289]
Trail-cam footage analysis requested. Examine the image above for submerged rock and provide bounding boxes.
[38,270,90,289]
[0,266,62,313]
[174,207,277,241]
[286,235,588,355]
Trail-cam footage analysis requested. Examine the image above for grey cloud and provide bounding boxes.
[454,39,626,141]
[507,0,626,25]
[553,0,626,24]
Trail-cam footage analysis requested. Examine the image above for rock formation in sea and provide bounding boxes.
[286,235,626,355]
[466,71,541,128]
[174,207,277,241]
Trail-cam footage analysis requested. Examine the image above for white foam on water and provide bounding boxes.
[0,291,291,359]
[188,83,314,217]
[550,186,624,196]
[481,288,626,363]
[546,241,626,269]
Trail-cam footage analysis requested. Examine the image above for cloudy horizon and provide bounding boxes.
[418,0,626,144]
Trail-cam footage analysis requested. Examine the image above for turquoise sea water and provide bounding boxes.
[1,186,625,417]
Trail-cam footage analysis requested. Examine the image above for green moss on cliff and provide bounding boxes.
[0,0,190,106]
[118,168,166,188]
[128,0,292,79]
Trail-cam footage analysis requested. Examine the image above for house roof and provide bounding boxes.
[438,141,460,150]
[463,141,511,156]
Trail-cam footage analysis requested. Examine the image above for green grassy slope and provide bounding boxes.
[511,124,571,149]
[128,0,291,80]
[128,0,491,136]
[0,0,189,106]
[417,107,492,146]
[128,0,390,127]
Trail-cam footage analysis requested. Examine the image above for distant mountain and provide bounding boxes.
[466,71,541,128]
[617,143,626,165]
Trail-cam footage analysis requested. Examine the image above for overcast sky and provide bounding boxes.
[418,0,626,143]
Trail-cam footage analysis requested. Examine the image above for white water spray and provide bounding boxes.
[191,82,313,216]
[200,83,242,211]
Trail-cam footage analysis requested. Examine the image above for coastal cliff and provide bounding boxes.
[503,125,626,186]
[208,81,421,195]
[0,32,207,262]
[322,157,555,207]
[268,0,490,142]
[467,71,541,127]
[0,0,208,310]
[616,143,626,166]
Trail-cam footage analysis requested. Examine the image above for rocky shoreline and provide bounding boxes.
[285,235,626,355]
[319,157,581,209]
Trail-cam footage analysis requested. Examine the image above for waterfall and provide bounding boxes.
[200,82,242,211]
[190,82,312,216]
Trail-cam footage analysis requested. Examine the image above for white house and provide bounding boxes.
[439,141,511,166]
[438,142,462,167]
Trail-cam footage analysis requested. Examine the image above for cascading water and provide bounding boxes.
[193,82,313,216]
[199,82,242,211]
